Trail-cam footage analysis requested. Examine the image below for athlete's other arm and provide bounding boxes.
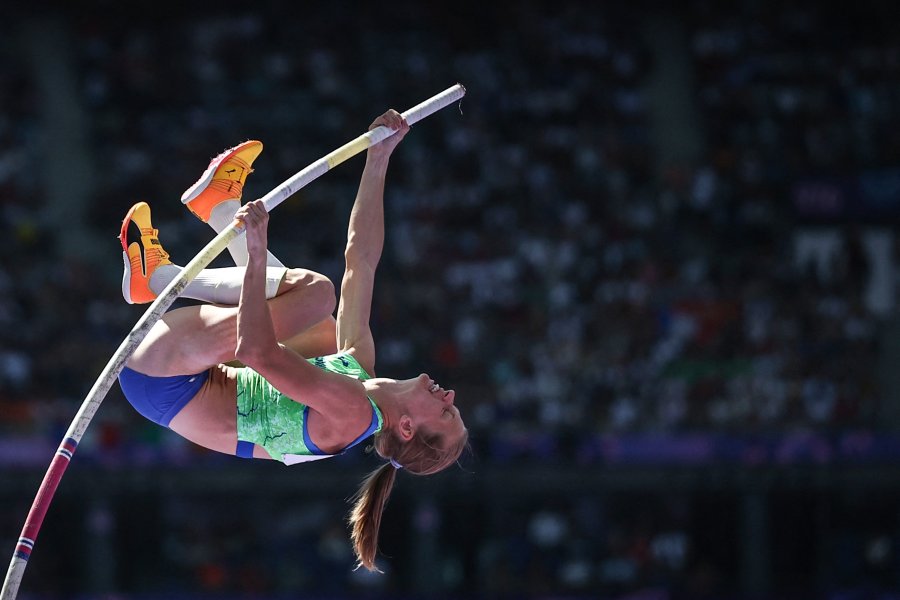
[234,201,369,428]
[336,110,409,375]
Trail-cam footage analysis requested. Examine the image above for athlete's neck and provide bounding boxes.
[362,378,408,431]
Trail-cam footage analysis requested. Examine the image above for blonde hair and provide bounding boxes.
[347,427,469,571]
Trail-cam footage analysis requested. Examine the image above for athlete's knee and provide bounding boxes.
[282,268,336,313]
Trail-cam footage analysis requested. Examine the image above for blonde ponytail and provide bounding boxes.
[348,462,398,572]
[348,427,469,571]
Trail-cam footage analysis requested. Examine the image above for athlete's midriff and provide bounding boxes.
[170,353,381,462]
[167,364,273,459]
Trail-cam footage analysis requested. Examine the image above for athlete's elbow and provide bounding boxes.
[344,241,380,271]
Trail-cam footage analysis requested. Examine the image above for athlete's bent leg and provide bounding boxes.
[128,269,335,376]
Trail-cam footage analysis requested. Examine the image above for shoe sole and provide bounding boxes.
[180,140,261,205]
[119,202,144,251]
[119,202,148,305]
[121,249,135,304]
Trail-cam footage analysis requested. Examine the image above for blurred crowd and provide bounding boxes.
[3,0,900,597]
[1,0,894,465]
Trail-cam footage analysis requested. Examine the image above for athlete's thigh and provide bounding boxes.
[127,304,238,376]
[282,316,338,359]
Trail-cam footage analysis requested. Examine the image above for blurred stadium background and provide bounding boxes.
[2,0,900,597]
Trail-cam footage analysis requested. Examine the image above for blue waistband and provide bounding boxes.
[235,440,255,459]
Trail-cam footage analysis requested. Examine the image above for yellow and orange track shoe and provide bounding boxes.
[120,201,172,304]
[180,140,263,222]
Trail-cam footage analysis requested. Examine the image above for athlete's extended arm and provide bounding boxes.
[336,109,409,375]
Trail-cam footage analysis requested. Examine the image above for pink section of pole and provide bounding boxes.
[22,439,78,543]
[4,438,76,595]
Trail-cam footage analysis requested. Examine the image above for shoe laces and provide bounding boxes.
[139,227,170,262]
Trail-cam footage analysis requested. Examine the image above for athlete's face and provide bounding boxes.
[400,373,465,441]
